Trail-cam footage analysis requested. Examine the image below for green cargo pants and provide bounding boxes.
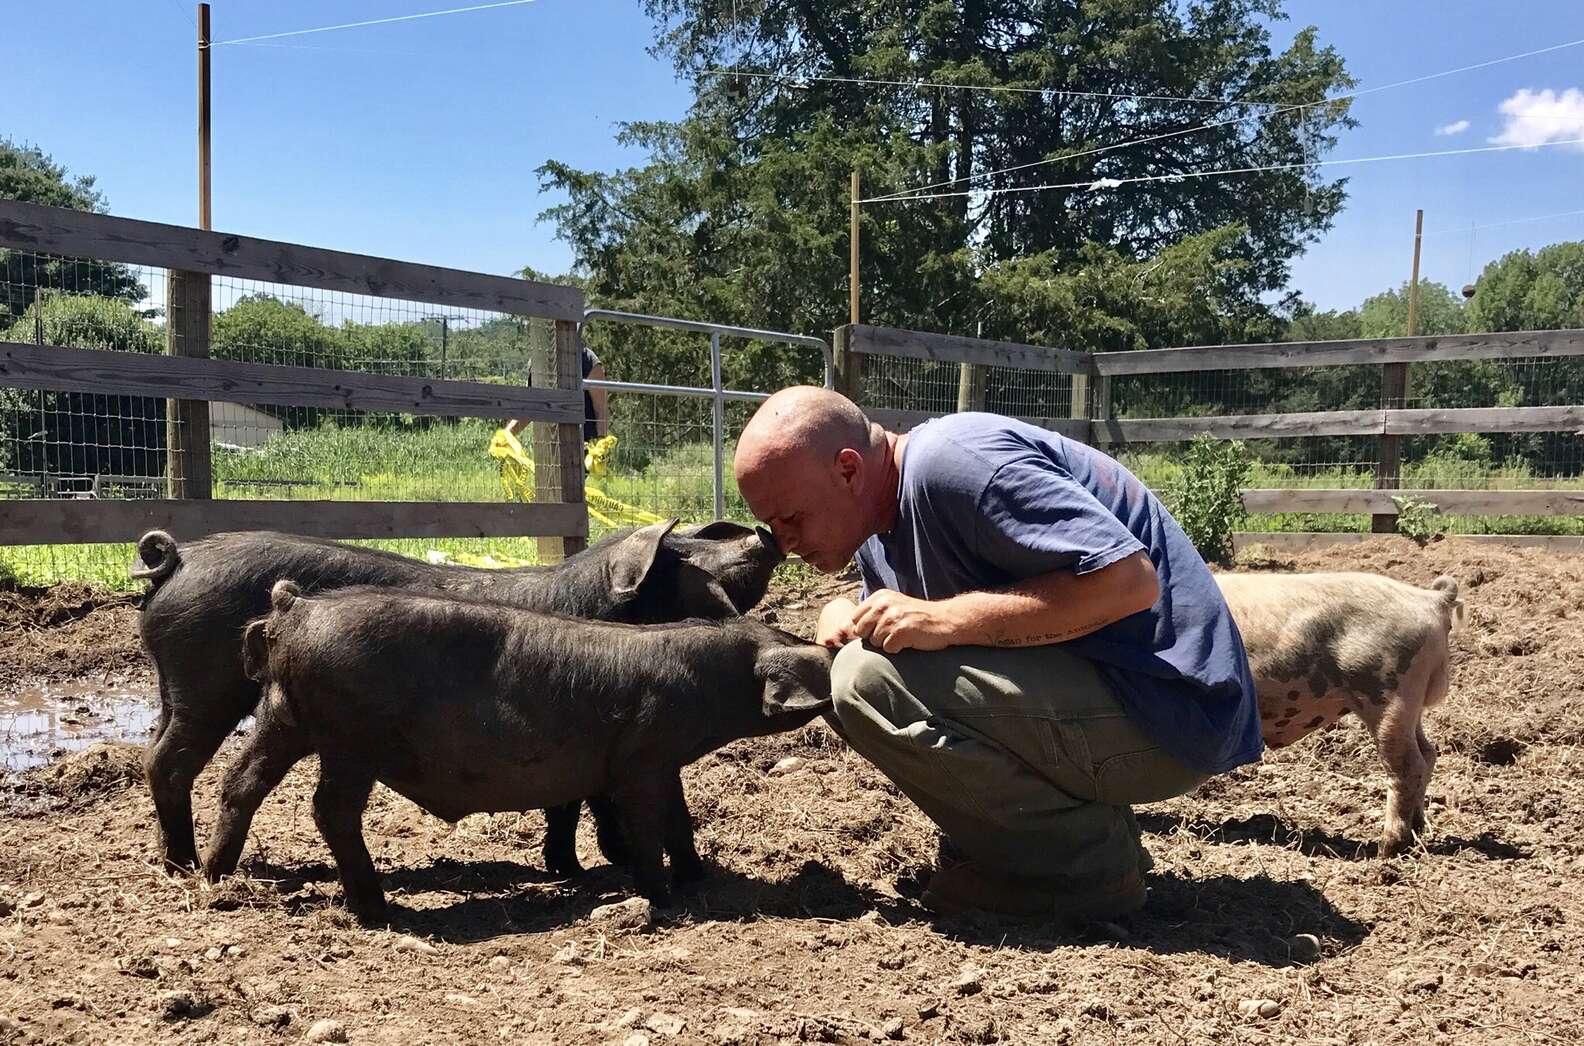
[829,640,1209,885]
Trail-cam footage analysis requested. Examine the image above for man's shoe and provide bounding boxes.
[921,861,1146,922]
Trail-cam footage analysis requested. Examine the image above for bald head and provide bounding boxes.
[733,386,894,573]
[736,385,878,475]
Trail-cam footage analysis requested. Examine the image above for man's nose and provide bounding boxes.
[769,522,798,555]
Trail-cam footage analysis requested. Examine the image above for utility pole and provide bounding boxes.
[167,1,214,500]
[198,3,211,230]
[1372,208,1423,534]
[849,169,860,325]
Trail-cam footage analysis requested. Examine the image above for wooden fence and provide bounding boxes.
[0,200,588,557]
[835,323,1584,547]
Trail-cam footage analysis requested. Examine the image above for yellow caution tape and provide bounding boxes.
[489,428,666,528]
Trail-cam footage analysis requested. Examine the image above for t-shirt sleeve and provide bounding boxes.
[972,458,1145,578]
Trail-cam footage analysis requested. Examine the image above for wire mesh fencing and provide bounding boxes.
[0,248,585,586]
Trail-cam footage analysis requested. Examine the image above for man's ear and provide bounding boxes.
[757,645,836,717]
[608,518,680,597]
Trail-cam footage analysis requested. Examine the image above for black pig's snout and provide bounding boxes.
[755,527,782,559]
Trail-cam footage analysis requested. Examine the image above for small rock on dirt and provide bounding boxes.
[1237,999,1281,1019]
[392,934,438,956]
[304,1017,348,1043]
[878,1016,905,1039]
[590,896,652,931]
[645,1012,684,1036]
[157,991,208,1021]
[488,955,511,969]
[954,966,985,996]
[623,1035,651,1046]
[769,756,807,777]
[204,946,224,961]
[1292,934,1322,961]
[550,942,580,964]
[226,945,246,958]
[445,993,480,1009]
[251,1005,295,1029]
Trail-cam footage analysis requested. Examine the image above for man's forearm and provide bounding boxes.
[944,553,1158,647]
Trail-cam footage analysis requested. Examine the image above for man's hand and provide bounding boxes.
[816,597,860,647]
[849,590,962,653]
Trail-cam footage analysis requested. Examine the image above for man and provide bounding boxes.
[734,386,1261,921]
[508,341,610,442]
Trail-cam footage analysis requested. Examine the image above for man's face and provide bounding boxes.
[738,448,868,574]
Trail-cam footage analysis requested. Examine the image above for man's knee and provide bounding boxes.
[830,642,900,736]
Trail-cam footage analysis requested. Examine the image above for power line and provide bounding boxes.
[1423,208,1584,237]
[863,136,1584,203]
[702,67,1284,108]
[210,0,540,47]
[167,0,194,30]
[227,41,428,58]
[868,34,1584,204]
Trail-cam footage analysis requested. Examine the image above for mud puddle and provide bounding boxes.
[0,681,158,771]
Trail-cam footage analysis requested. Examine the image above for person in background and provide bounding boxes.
[507,342,609,441]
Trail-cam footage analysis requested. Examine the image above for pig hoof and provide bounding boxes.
[348,901,392,927]
[596,833,634,868]
[543,847,584,878]
[1379,832,1416,858]
[670,854,707,884]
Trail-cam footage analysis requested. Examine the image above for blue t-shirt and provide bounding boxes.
[855,413,1262,776]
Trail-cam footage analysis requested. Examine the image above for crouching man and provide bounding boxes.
[733,387,1263,922]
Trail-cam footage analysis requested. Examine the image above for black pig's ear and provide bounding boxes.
[688,520,754,541]
[673,561,738,619]
[757,646,835,717]
[241,619,272,683]
[609,518,680,597]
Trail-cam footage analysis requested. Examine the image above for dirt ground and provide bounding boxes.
[2,537,1583,1045]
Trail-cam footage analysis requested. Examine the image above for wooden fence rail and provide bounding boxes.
[0,199,583,321]
[0,201,589,553]
[835,322,1584,540]
[0,340,582,422]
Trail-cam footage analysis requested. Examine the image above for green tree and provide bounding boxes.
[541,0,1355,396]
[1,295,163,475]
[1357,279,1466,338]
[0,138,145,323]
[1468,242,1584,334]
[1464,241,1584,473]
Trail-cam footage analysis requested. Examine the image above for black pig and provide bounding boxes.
[134,519,781,871]
[203,581,833,923]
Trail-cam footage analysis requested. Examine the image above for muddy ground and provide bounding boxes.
[1,538,1582,1045]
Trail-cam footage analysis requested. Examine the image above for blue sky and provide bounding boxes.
[9,1,1584,316]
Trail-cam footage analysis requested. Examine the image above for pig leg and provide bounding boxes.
[312,760,384,924]
[662,774,705,884]
[588,795,634,867]
[608,776,673,905]
[200,710,310,880]
[145,706,236,872]
[1374,692,1431,857]
[541,802,584,877]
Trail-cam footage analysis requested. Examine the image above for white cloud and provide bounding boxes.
[1434,119,1470,136]
[1491,88,1584,150]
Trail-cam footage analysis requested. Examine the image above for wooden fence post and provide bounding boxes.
[164,269,212,499]
[1373,209,1424,534]
[955,362,987,412]
[833,324,865,404]
[1079,366,1113,448]
[531,318,587,562]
